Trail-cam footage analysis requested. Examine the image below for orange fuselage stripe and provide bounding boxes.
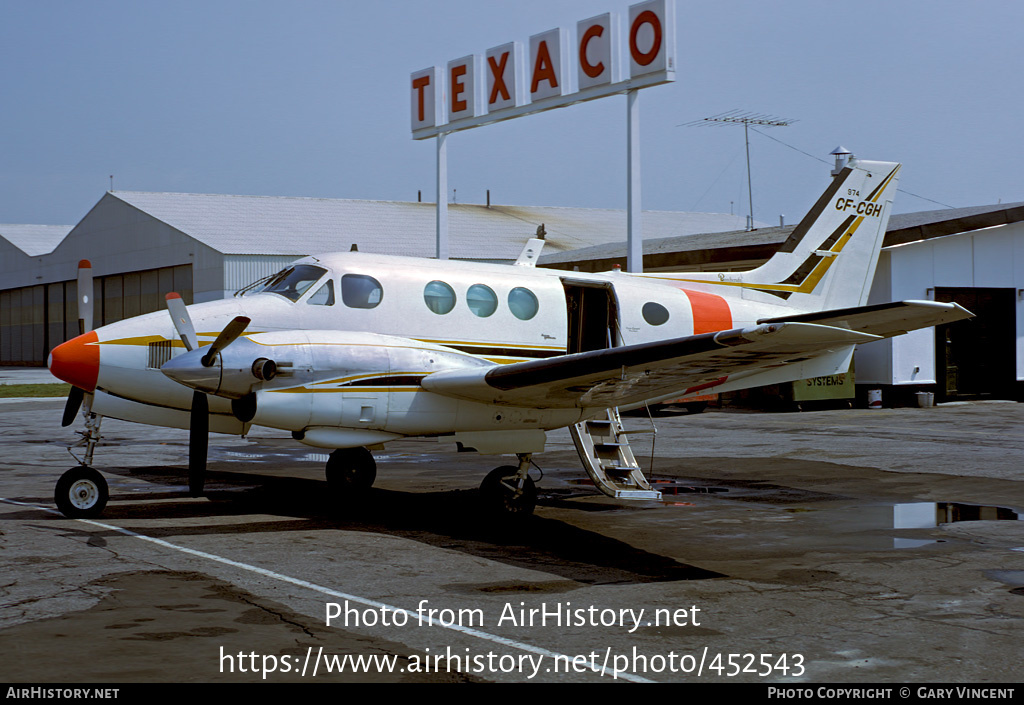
[681,289,732,334]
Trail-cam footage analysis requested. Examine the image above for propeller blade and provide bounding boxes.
[62,386,86,427]
[201,316,251,367]
[77,260,93,334]
[165,292,198,352]
[188,390,208,497]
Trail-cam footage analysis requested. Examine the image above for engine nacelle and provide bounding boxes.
[241,330,489,434]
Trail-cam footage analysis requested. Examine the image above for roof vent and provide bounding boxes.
[830,146,853,177]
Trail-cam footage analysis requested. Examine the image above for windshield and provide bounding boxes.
[236,265,327,302]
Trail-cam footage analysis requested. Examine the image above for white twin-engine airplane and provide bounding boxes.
[47,159,971,519]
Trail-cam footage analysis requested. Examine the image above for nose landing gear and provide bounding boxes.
[480,453,537,517]
[56,408,109,519]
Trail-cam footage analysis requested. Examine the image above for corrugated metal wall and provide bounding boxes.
[222,255,304,295]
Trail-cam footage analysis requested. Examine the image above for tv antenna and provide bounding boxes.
[682,111,795,230]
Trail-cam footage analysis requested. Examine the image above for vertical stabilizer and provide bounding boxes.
[649,159,901,312]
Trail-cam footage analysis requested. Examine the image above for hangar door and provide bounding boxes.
[934,288,1016,400]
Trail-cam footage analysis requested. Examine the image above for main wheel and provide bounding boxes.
[55,466,109,518]
[480,465,537,517]
[325,447,377,494]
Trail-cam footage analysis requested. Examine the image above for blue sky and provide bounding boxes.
[2,0,1022,228]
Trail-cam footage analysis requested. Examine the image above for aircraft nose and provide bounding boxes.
[48,331,100,392]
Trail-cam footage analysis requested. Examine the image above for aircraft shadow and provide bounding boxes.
[35,464,725,585]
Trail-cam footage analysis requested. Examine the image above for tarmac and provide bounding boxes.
[0,366,64,385]
[1,373,1022,684]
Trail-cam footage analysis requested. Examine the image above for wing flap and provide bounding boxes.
[757,300,973,338]
[422,322,879,409]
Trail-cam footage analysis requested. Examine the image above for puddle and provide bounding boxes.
[895,502,1020,526]
[567,477,729,496]
[825,502,1021,550]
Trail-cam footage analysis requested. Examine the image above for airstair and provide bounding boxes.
[569,408,662,500]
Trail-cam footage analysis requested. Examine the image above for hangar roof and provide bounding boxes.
[0,224,73,256]
[539,201,1024,271]
[109,191,757,260]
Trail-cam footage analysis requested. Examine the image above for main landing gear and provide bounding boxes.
[479,453,537,518]
[325,447,377,497]
[322,448,540,518]
[55,411,109,519]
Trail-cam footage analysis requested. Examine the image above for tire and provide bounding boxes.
[55,467,109,518]
[480,465,537,517]
[325,447,377,494]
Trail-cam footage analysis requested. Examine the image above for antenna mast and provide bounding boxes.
[686,111,795,230]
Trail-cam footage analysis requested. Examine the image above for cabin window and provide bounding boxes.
[423,280,456,314]
[466,284,498,317]
[341,274,383,309]
[508,287,539,320]
[307,280,335,306]
[642,302,670,326]
[260,265,327,302]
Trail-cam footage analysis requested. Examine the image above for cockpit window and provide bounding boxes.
[245,265,327,302]
[307,280,335,306]
[342,274,383,309]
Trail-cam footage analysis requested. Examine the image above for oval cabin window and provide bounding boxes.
[642,302,670,326]
[508,287,539,320]
[424,280,456,314]
[467,284,498,317]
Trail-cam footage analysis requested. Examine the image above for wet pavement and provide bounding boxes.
[1,398,1022,683]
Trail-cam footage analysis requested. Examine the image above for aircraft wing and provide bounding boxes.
[757,300,972,337]
[421,322,879,409]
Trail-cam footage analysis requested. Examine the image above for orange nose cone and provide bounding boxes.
[48,331,100,392]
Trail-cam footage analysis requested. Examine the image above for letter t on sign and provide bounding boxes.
[410,66,443,132]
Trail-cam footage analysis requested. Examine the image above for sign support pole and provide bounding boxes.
[436,132,449,260]
[626,89,642,273]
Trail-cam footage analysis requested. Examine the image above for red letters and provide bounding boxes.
[450,64,468,113]
[531,40,558,93]
[488,52,510,104]
[579,24,605,79]
[629,10,662,67]
[412,75,431,122]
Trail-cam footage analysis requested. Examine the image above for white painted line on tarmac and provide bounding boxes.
[1,497,655,683]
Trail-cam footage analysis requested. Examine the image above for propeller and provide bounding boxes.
[61,260,94,426]
[163,292,250,497]
[188,391,209,497]
[62,385,86,427]
[201,316,250,367]
[165,292,198,351]
[77,259,93,335]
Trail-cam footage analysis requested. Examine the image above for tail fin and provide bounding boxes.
[652,159,901,312]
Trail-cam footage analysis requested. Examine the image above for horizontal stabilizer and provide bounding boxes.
[757,300,973,338]
[422,322,878,410]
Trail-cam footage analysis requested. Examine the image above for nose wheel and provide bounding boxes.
[479,454,537,517]
[55,466,109,518]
